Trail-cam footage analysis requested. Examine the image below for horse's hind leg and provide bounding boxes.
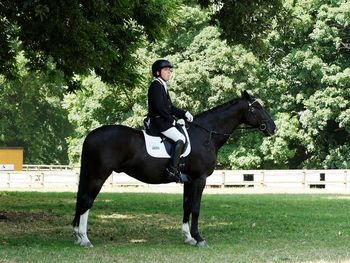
[74,209,91,247]
[73,165,111,247]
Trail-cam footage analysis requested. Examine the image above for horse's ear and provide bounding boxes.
[241,90,252,100]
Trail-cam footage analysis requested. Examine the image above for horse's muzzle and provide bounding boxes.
[261,121,276,136]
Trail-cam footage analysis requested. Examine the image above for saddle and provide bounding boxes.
[143,119,191,158]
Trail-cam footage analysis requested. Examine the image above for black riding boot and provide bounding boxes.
[165,140,184,183]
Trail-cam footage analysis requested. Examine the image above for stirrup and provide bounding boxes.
[179,173,190,183]
[164,168,189,183]
[164,167,180,183]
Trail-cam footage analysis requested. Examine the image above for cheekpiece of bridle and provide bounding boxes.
[248,100,268,132]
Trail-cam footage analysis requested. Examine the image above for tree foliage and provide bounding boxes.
[64,1,350,169]
[63,72,143,163]
[1,0,349,169]
[0,0,180,89]
[265,0,350,168]
[64,4,265,166]
[0,54,72,164]
[197,0,284,52]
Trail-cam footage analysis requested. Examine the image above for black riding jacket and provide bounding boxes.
[147,78,186,133]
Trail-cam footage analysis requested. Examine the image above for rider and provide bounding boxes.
[147,59,193,182]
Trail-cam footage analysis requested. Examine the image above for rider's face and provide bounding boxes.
[159,67,172,82]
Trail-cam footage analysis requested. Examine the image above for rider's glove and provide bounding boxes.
[185,111,193,122]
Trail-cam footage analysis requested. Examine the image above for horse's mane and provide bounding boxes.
[195,98,240,118]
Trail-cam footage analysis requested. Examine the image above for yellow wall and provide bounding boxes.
[0,148,24,171]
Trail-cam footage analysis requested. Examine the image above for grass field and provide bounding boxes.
[1,191,350,263]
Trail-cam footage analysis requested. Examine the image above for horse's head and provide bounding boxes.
[241,90,276,136]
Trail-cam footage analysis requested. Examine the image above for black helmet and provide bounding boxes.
[152,59,173,77]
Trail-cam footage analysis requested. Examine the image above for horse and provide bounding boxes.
[72,90,276,247]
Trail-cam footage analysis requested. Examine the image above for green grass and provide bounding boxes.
[1,192,350,262]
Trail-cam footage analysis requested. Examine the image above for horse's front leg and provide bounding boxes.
[182,182,197,246]
[183,175,208,248]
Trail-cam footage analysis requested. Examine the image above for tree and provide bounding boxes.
[63,1,350,170]
[0,0,180,90]
[264,0,350,168]
[0,54,72,164]
[197,0,284,52]
[64,4,268,167]
[63,72,143,163]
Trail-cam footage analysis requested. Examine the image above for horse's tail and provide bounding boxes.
[72,141,90,227]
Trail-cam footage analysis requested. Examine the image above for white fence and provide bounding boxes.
[0,166,349,192]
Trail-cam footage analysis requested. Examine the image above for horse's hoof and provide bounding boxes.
[75,239,93,248]
[184,237,197,246]
[196,240,209,248]
[81,241,93,248]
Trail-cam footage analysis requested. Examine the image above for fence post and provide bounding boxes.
[260,170,265,188]
[344,170,347,191]
[110,172,114,188]
[29,173,33,188]
[41,172,45,188]
[221,171,225,188]
[302,170,306,189]
[7,172,10,188]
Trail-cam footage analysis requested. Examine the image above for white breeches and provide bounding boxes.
[161,127,185,143]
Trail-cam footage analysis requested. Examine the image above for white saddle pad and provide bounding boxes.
[143,125,191,158]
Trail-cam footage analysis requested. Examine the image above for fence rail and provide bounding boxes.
[23,164,74,171]
[0,167,349,192]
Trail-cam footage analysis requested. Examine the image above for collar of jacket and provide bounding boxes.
[153,77,168,93]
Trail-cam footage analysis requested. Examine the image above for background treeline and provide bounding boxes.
[0,0,349,169]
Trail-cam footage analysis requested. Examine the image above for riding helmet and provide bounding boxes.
[152,59,173,77]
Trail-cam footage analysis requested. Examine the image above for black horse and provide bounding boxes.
[73,90,276,247]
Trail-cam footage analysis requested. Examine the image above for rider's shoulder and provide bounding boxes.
[149,79,163,89]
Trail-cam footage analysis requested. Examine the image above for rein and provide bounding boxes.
[190,121,257,146]
[192,121,231,136]
[192,121,257,136]
[189,99,268,145]
[190,121,229,146]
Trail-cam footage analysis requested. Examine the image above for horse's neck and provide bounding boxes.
[195,100,245,148]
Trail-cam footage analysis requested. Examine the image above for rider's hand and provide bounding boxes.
[177,119,185,126]
[185,111,193,122]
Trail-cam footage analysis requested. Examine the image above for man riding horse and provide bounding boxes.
[147,59,194,183]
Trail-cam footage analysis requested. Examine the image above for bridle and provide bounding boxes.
[247,100,271,134]
[189,99,271,145]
